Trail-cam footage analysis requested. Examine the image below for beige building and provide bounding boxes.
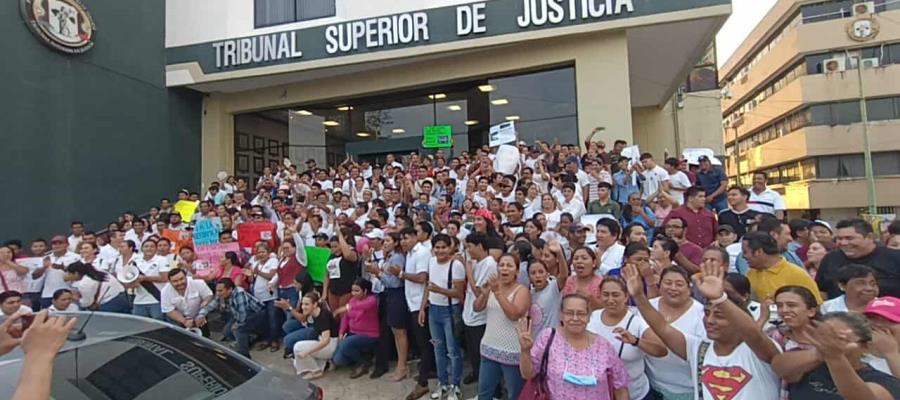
[165,0,729,186]
[720,0,900,221]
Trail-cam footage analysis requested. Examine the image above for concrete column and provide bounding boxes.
[201,94,234,186]
[575,32,632,149]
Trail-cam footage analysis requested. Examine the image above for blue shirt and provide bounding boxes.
[697,167,727,203]
[613,170,640,204]
[380,252,406,289]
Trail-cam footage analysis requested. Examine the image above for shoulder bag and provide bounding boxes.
[519,328,557,400]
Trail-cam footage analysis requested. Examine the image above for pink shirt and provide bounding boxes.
[339,294,379,338]
[0,268,25,293]
[530,329,630,400]
[561,275,603,299]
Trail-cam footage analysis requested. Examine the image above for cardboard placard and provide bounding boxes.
[304,246,332,283]
[237,222,277,250]
[162,229,193,254]
[193,218,221,246]
[489,121,516,147]
[174,200,200,222]
[195,242,241,279]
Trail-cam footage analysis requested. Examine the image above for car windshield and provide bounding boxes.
[1,327,259,399]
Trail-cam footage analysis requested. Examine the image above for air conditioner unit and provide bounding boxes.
[861,57,880,69]
[823,57,847,73]
[852,1,875,16]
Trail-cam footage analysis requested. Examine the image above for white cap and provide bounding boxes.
[365,228,385,240]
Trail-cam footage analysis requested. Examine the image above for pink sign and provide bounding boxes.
[194,242,240,279]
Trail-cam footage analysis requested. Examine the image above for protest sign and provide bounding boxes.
[162,229,193,253]
[304,246,332,283]
[193,219,221,246]
[682,148,722,166]
[238,222,277,250]
[488,121,516,147]
[174,200,199,222]
[195,242,240,279]
[423,125,453,149]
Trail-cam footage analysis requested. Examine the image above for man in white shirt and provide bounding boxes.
[67,221,85,253]
[639,153,670,202]
[556,183,586,221]
[99,230,123,262]
[124,219,152,248]
[161,268,213,335]
[593,219,625,276]
[395,224,434,399]
[122,248,170,321]
[35,236,79,309]
[0,291,34,325]
[461,234,498,384]
[748,172,786,220]
[664,158,692,206]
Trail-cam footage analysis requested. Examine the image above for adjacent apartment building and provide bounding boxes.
[720,0,900,221]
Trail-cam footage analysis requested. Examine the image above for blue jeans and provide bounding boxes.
[132,303,164,320]
[99,293,132,314]
[478,357,524,400]
[234,311,266,358]
[283,319,317,355]
[332,334,378,366]
[262,300,283,342]
[428,304,463,387]
[277,287,299,319]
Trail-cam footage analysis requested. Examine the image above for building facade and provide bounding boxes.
[165,0,730,186]
[720,0,900,221]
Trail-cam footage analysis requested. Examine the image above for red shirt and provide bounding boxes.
[277,256,305,289]
[665,205,717,248]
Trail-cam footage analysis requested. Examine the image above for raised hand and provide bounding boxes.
[0,313,23,356]
[694,262,725,301]
[870,327,900,358]
[517,317,534,351]
[20,310,77,359]
[621,263,644,298]
[807,320,857,356]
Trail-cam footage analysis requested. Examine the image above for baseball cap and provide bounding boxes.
[809,219,833,234]
[864,296,900,322]
[518,141,528,146]
[365,228,385,240]
[717,225,735,234]
[698,155,711,162]
[51,235,67,244]
[568,224,590,233]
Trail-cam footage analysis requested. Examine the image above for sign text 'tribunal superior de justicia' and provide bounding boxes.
[209,0,636,69]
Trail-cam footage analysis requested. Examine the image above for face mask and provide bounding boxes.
[562,372,597,386]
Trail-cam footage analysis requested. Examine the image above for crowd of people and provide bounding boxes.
[3,137,900,400]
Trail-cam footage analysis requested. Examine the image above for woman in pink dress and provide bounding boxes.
[0,245,28,294]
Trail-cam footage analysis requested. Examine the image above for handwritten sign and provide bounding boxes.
[488,121,516,147]
[304,246,332,283]
[162,229,193,254]
[193,219,221,246]
[195,242,240,279]
[237,222,277,250]
[174,200,199,222]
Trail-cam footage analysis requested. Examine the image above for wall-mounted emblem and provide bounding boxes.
[21,0,96,54]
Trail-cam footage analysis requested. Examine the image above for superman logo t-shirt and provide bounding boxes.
[686,336,782,400]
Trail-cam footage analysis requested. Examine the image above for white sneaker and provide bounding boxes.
[447,385,461,400]
[430,385,449,400]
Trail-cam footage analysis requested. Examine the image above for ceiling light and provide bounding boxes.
[356,132,372,137]
[447,105,462,111]
[337,106,354,111]
[464,120,479,126]
[491,98,509,106]
[428,93,447,100]
[478,84,495,92]
[505,115,520,121]
[293,110,313,116]
[323,120,340,126]
[392,128,406,134]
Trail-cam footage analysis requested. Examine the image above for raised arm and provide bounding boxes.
[622,264,688,360]
[806,321,894,400]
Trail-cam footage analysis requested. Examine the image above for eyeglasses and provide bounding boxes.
[561,310,589,319]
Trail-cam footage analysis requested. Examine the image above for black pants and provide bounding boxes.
[373,293,395,372]
[409,310,435,387]
[463,324,486,377]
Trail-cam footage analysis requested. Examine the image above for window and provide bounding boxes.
[685,44,718,93]
[867,98,894,121]
[831,102,861,125]
[255,0,335,28]
[873,152,900,176]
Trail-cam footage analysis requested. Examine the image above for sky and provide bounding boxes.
[716,0,778,67]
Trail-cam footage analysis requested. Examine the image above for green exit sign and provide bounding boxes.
[423,125,453,149]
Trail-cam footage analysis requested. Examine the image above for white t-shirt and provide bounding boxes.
[646,297,707,396]
[588,309,652,400]
[128,255,170,305]
[543,209,562,229]
[405,241,432,312]
[596,243,625,276]
[160,278,213,318]
[820,295,849,314]
[668,171,692,205]
[686,335,781,400]
[42,252,80,298]
[642,165,670,200]
[0,305,34,325]
[250,254,279,302]
[48,303,79,313]
[98,245,120,265]
[427,257,465,306]
[748,188,785,215]
[560,198,586,220]
[463,257,497,326]
[73,276,125,308]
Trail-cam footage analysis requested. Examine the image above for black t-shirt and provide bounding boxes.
[329,255,360,296]
[311,308,338,338]
[816,246,900,299]
[716,208,761,238]
[789,363,900,399]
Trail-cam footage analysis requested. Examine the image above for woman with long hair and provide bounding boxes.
[218,251,246,289]
[375,232,410,381]
[332,278,380,379]
[524,218,544,242]
[249,242,282,352]
[324,227,359,316]
[539,193,562,230]
[63,261,130,313]
[293,291,338,379]
[0,245,28,294]
[588,276,667,400]
[804,239,834,279]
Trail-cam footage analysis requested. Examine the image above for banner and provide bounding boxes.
[193,219,221,246]
[682,148,722,166]
[162,229,193,254]
[237,222,277,250]
[489,121,516,147]
[304,246,332,283]
[174,200,200,222]
[195,242,241,279]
